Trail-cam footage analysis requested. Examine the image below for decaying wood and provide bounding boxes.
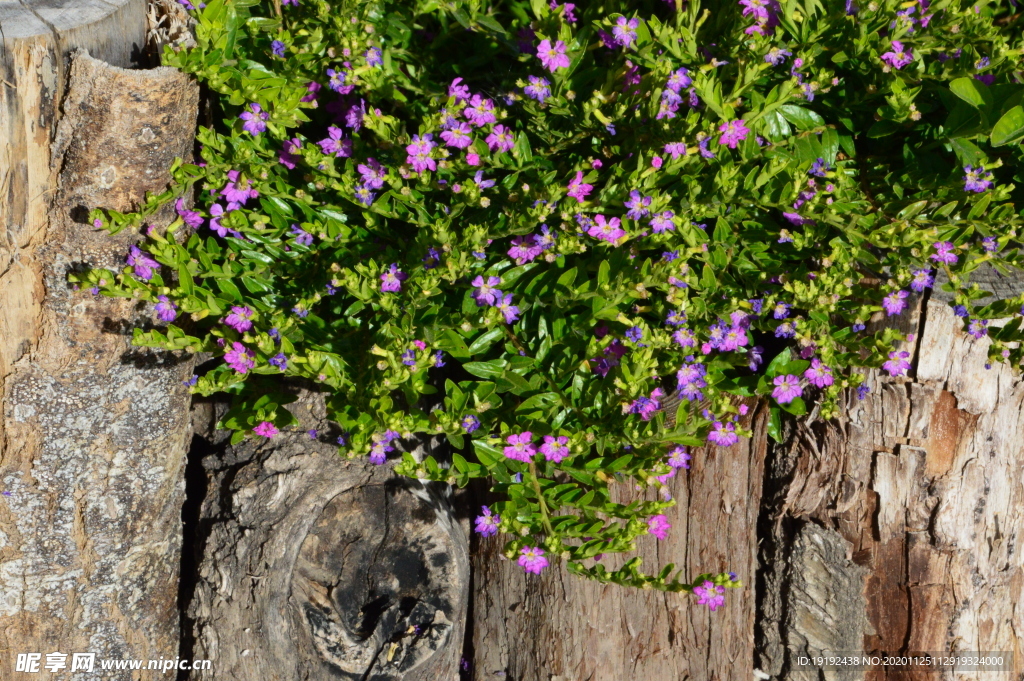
[469,408,767,681]
[0,5,199,671]
[187,389,470,681]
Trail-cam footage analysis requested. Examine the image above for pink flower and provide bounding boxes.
[718,119,750,149]
[883,290,909,316]
[707,421,738,447]
[566,171,593,202]
[224,342,256,374]
[803,359,834,388]
[518,546,549,573]
[587,215,625,243]
[880,40,914,70]
[882,350,912,376]
[930,241,958,264]
[772,374,803,403]
[667,446,691,469]
[693,580,726,611]
[485,124,515,153]
[466,153,482,166]
[474,505,500,536]
[537,39,571,72]
[223,305,255,333]
[380,263,407,292]
[647,514,671,540]
[540,435,570,463]
[503,432,536,462]
[253,421,279,438]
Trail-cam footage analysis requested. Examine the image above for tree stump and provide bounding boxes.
[0,2,199,674]
[186,389,470,681]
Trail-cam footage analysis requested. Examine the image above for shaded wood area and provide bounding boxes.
[0,1,199,674]
[186,390,470,681]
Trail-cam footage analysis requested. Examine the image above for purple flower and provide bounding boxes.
[402,349,416,366]
[953,305,969,318]
[524,75,552,102]
[668,446,691,469]
[534,224,556,251]
[666,67,692,92]
[775,322,796,338]
[221,170,258,210]
[612,17,641,47]
[486,124,515,153]
[881,41,914,70]
[749,345,765,371]
[357,158,388,188]
[982,236,998,252]
[508,236,543,265]
[773,302,791,319]
[175,198,204,229]
[707,421,739,447]
[963,165,994,193]
[882,350,912,376]
[666,309,686,326]
[253,421,279,438]
[472,276,503,306]
[504,432,536,462]
[265,353,287,371]
[154,295,177,322]
[271,40,286,57]
[772,374,803,403]
[462,414,481,433]
[809,157,831,177]
[127,245,159,281]
[857,384,870,399]
[588,215,625,243]
[474,506,500,536]
[625,326,643,343]
[463,95,497,127]
[648,211,675,233]
[930,241,958,265]
[967,318,988,339]
[441,121,473,149]
[764,47,791,65]
[804,359,834,388]
[673,328,697,348]
[354,185,376,207]
[433,350,446,367]
[405,134,436,173]
[318,126,353,157]
[910,269,934,292]
[239,103,269,135]
[540,435,570,463]
[326,68,353,94]
[647,514,671,540]
[883,290,910,317]
[663,142,687,159]
[224,342,255,374]
[223,306,255,333]
[288,224,314,247]
[537,39,570,72]
[380,264,407,292]
[566,171,593,202]
[518,546,549,574]
[624,190,653,220]
[365,46,383,67]
[693,580,726,611]
[496,293,520,323]
[279,137,302,169]
[474,171,496,190]
[449,77,471,101]
[368,441,390,465]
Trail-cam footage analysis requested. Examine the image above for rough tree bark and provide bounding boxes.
[0,2,199,674]
[186,388,470,681]
[470,284,1024,681]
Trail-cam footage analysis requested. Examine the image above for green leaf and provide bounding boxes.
[779,396,807,416]
[437,329,471,359]
[472,440,503,466]
[949,77,992,110]
[464,359,507,378]
[990,106,1024,147]
[778,104,824,130]
[768,406,783,442]
[468,328,505,355]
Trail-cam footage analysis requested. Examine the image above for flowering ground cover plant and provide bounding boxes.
[75,0,1024,605]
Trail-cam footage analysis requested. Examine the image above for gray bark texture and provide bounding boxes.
[186,388,470,681]
[0,2,199,674]
[469,289,1024,681]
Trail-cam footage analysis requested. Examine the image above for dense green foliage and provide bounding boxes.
[75,0,1024,601]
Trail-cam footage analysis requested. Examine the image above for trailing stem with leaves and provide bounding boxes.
[74,0,1024,605]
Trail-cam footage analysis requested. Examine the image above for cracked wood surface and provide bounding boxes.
[0,11,199,675]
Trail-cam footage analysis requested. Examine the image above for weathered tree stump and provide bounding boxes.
[469,288,1024,680]
[187,389,470,681]
[0,2,199,674]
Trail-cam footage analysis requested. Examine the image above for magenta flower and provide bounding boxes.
[772,374,802,403]
[278,137,302,169]
[540,435,570,463]
[518,546,549,574]
[300,81,321,103]
[496,293,520,323]
[883,290,909,316]
[441,121,473,149]
[405,134,437,173]
[612,17,641,47]
[524,75,552,102]
[588,215,625,243]
[647,514,671,540]
[175,198,204,229]
[253,421,279,438]
[474,506,500,537]
[718,119,750,149]
[503,432,536,462]
[693,580,726,611]
[880,41,914,70]
[930,241,958,265]
[318,126,352,157]
[803,359,834,388]
[463,95,497,127]
[486,124,515,153]
[668,446,691,469]
[963,165,994,193]
[449,77,471,101]
[910,269,934,292]
[154,296,177,322]
[239,103,269,135]
[224,342,256,374]
[566,171,593,202]
[664,141,687,159]
[380,264,407,292]
[882,350,912,376]
[537,39,570,72]
[127,245,159,281]
[471,275,503,306]
[508,236,543,265]
[223,305,255,333]
[708,421,738,447]
[221,170,258,209]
